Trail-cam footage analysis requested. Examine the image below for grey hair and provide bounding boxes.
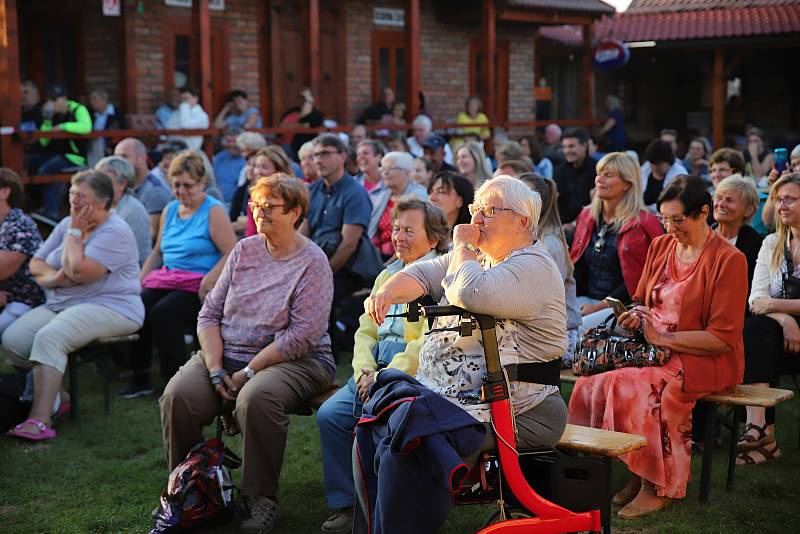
[90,87,109,100]
[382,151,414,172]
[95,155,136,190]
[236,131,267,152]
[475,175,541,236]
[412,114,432,131]
[298,141,316,159]
[791,144,800,161]
[71,170,114,210]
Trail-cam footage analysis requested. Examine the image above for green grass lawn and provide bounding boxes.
[1,354,799,533]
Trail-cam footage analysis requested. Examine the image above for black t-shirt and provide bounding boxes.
[643,172,665,206]
[584,223,625,300]
[288,106,325,155]
[553,156,598,224]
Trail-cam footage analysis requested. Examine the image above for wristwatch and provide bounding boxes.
[67,228,83,238]
[242,365,256,380]
[455,243,479,254]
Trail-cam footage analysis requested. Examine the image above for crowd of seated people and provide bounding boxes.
[7,84,800,532]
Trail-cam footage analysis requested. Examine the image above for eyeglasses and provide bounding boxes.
[775,195,800,207]
[172,181,197,190]
[380,166,403,174]
[468,204,515,218]
[594,224,608,253]
[249,201,286,214]
[656,215,688,226]
[313,150,339,160]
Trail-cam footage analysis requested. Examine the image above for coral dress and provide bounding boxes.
[568,250,707,499]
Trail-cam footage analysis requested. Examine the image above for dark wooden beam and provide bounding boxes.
[192,0,213,116]
[121,0,137,114]
[580,23,594,121]
[309,0,320,96]
[498,9,594,27]
[407,0,420,119]
[0,0,23,171]
[483,0,496,121]
[712,48,725,149]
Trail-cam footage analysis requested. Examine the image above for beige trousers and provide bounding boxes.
[159,352,333,498]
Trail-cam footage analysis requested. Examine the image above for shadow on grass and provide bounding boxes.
[1,357,798,533]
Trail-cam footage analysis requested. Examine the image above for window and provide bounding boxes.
[372,31,407,105]
[469,39,509,120]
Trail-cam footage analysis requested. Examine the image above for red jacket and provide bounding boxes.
[633,233,747,393]
[569,208,664,298]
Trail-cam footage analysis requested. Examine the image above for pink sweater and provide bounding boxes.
[197,234,335,375]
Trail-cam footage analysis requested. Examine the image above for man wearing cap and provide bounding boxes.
[422,134,457,174]
[406,115,453,165]
[25,85,93,220]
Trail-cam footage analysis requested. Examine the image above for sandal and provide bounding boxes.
[737,444,782,465]
[6,418,57,441]
[737,423,774,451]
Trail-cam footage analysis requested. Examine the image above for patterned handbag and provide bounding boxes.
[573,314,672,376]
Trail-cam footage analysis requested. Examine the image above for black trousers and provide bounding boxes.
[130,288,203,383]
[742,314,800,425]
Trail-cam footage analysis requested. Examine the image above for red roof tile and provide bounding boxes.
[626,0,795,15]
[594,4,800,41]
[508,0,615,15]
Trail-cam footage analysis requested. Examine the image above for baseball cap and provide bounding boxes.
[422,134,447,150]
[47,85,66,99]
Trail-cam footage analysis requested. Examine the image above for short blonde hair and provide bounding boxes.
[714,174,758,222]
[298,141,316,160]
[475,175,540,235]
[168,151,205,182]
[249,173,309,229]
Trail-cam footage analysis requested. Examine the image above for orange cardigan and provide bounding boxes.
[634,233,747,393]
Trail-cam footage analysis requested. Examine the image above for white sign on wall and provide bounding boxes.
[164,0,226,11]
[373,7,405,27]
[103,0,121,16]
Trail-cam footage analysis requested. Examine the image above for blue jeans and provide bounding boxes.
[316,377,360,508]
[26,153,72,220]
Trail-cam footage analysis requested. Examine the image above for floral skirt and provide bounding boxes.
[567,356,706,498]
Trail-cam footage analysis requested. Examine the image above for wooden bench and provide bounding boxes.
[66,333,140,420]
[559,369,795,502]
[553,424,647,534]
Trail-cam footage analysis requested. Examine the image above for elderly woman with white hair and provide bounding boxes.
[368,151,428,259]
[712,174,764,293]
[95,156,152,265]
[366,175,568,448]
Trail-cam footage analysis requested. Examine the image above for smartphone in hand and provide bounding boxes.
[604,297,628,319]
[775,148,788,173]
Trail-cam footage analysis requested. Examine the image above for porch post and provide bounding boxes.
[482,0,496,121]
[581,23,595,121]
[712,48,725,149]
[0,0,23,171]
[309,0,320,96]
[121,0,137,114]
[407,0,420,119]
[192,0,213,116]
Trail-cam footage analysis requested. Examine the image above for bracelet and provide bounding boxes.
[211,375,224,387]
[209,368,226,385]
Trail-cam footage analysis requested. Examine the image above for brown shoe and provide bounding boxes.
[618,480,672,520]
[612,476,641,507]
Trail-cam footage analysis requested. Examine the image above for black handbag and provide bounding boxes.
[573,314,672,376]
[782,240,800,300]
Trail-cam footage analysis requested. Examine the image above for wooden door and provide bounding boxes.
[318,0,346,122]
[372,30,407,106]
[270,0,307,122]
[22,14,85,99]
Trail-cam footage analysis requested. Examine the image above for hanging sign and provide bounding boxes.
[373,7,405,27]
[103,0,121,16]
[164,0,226,10]
[592,39,630,71]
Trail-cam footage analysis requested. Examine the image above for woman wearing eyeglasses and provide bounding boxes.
[362,177,569,531]
[120,151,236,397]
[569,175,748,518]
[738,173,800,465]
[161,174,335,533]
[570,152,663,332]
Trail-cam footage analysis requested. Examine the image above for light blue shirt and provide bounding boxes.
[161,195,224,274]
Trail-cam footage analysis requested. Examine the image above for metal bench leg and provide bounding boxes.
[100,350,111,416]
[726,406,743,491]
[602,456,611,534]
[67,354,79,420]
[698,401,716,502]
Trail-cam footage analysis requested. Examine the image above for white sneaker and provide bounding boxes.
[240,496,278,534]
